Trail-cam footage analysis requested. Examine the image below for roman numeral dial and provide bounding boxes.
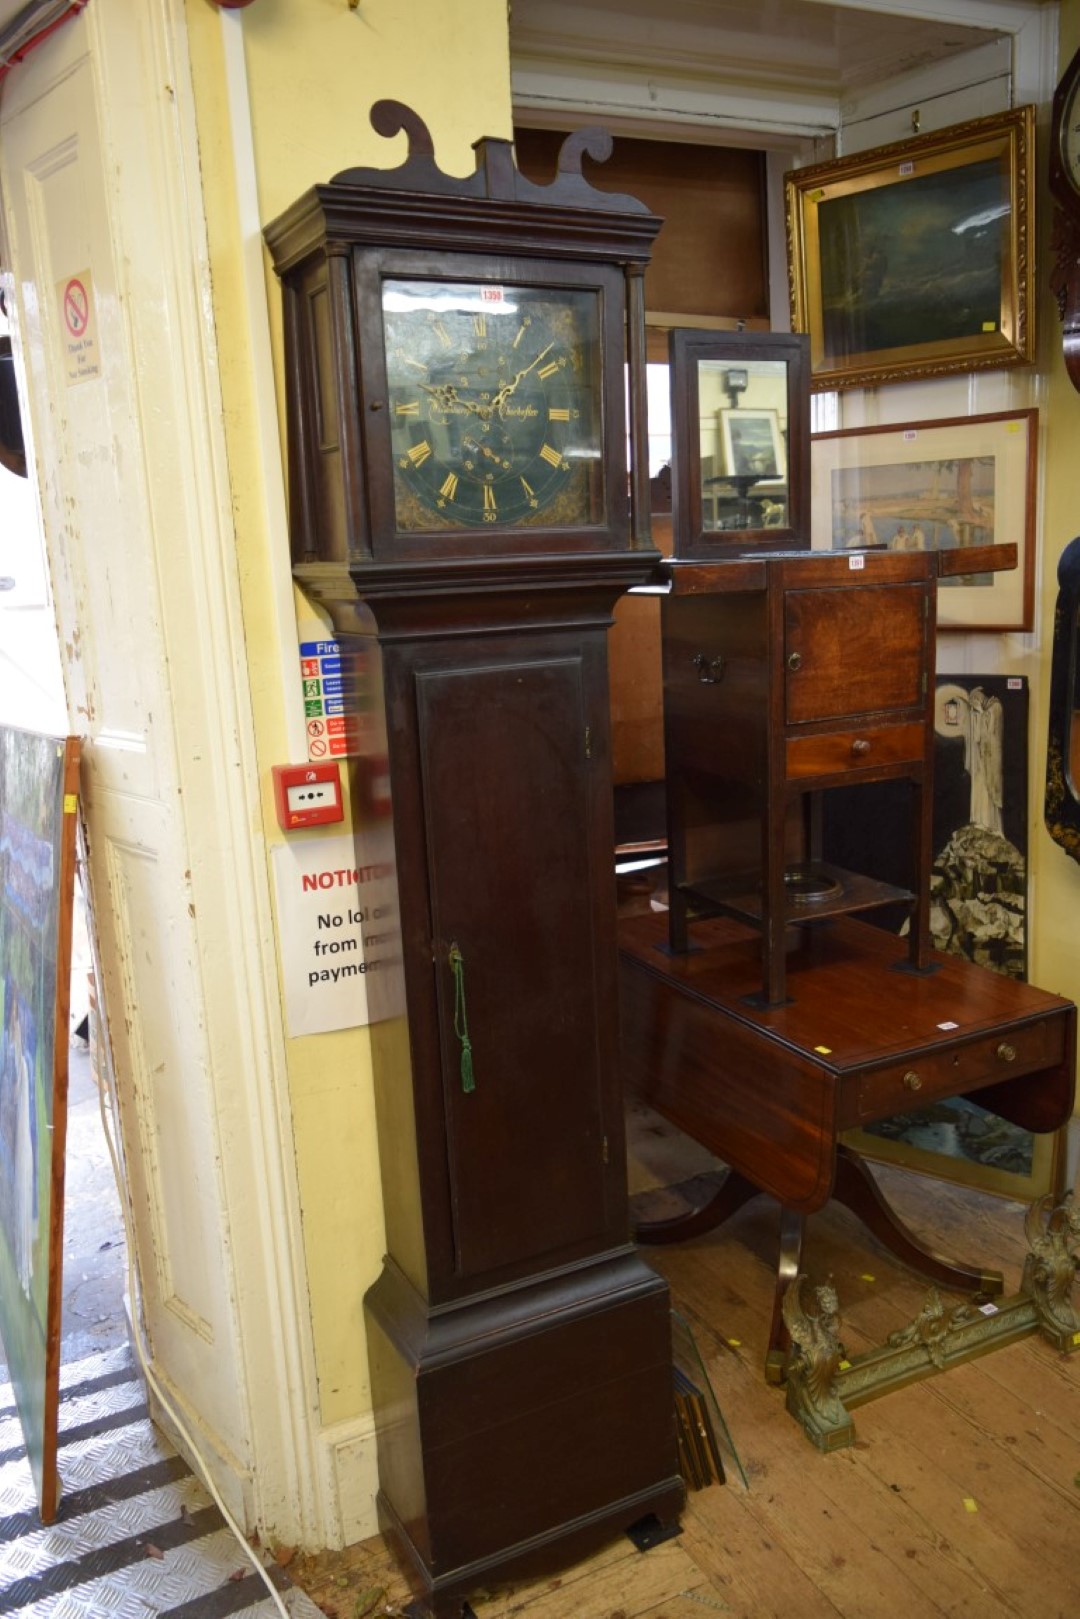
[382,277,604,532]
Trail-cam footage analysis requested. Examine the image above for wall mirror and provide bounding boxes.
[1045,536,1080,864]
[668,328,810,559]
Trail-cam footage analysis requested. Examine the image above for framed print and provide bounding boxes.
[811,409,1036,630]
[718,407,785,482]
[785,106,1035,390]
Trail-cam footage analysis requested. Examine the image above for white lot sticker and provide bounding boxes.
[937,1020,959,1030]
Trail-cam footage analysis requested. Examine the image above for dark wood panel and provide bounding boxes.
[418,654,611,1280]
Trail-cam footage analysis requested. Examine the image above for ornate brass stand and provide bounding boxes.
[783,1192,1080,1452]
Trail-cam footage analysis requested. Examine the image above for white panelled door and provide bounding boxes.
[0,3,318,1540]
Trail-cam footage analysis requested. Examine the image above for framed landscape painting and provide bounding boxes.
[786,106,1035,390]
[718,407,786,481]
[811,409,1036,630]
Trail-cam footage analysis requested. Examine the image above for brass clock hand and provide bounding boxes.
[418,381,486,417]
[492,343,555,415]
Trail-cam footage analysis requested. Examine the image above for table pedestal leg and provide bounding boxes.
[633,1168,762,1245]
[765,1206,805,1385]
[833,1145,1005,1297]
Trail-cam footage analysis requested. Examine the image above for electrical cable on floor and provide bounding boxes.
[77,828,293,1619]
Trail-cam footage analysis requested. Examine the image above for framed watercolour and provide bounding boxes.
[785,106,1035,391]
[718,407,785,482]
[811,409,1036,631]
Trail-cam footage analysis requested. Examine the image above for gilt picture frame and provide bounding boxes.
[785,106,1035,391]
[811,409,1037,631]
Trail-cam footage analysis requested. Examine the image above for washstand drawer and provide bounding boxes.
[786,721,924,781]
[853,1016,1067,1122]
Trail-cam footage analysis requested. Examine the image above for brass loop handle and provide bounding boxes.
[996,1042,1017,1063]
[787,651,803,672]
[851,738,871,755]
[902,1070,922,1091]
[692,652,725,685]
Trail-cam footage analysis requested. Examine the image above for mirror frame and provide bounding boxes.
[668,327,809,559]
[1044,535,1080,863]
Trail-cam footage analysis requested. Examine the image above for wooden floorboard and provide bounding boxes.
[290,1110,1080,1618]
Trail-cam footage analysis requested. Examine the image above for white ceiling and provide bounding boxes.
[510,0,1009,100]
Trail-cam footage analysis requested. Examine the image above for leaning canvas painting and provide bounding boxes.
[0,726,79,1520]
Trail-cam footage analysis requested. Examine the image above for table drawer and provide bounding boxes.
[786,721,924,781]
[854,1016,1067,1122]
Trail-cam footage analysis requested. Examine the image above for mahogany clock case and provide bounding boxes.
[265,106,681,1616]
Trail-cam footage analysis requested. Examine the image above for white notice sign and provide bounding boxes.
[270,831,400,1037]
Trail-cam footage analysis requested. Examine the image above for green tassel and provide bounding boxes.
[449,942,476,1094]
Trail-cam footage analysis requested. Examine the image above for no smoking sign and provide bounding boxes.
[56,267,100,386]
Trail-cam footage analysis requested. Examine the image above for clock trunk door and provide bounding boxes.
[416,649,616,1283]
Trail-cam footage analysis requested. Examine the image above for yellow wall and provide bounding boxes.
[184,0,513,1428]
[1033,0,1080,1013]
[180,0,1080,1444]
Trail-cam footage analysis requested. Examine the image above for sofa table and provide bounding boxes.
[619,910,1076,1378]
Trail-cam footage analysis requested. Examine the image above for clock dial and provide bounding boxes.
[382,279,604,531]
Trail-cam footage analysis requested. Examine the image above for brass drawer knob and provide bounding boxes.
[787,651,803,672]
[851,738,871,755]
[996,1041,1017,1063]
[902,1070,922,1091]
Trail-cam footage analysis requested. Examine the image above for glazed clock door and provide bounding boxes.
[415,642,618,1285]
[355,248,630,560]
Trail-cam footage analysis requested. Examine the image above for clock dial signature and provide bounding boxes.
[383,279,603,530]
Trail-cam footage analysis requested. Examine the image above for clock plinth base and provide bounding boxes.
[364,1253,683,1618]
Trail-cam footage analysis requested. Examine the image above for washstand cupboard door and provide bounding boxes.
[415,646,619,1285]
[783,583,928,726]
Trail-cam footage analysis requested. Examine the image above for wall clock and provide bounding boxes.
[1050,44,1080,390]
[266,103,680,1619]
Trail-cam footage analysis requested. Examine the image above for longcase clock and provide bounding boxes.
[265,104,681,1619]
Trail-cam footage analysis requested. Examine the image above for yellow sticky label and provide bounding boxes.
[839,1359,851,1370]
[981,321,997,332]
[63,794,78,813]
[727,1338,741,1348]
[1007,421,1020,432]
[861,1274,876,1283]
[963,1498,978,1513]
[814,1045,832,1055]
[810,188,827,202]
[1072,1330,1080,1346]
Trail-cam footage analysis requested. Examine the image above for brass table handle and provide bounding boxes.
[692,652,725,685]
[787,651,802,672]
[851,738,871,755]
[996,1042,1017,1063]
[902,1070,922,1091]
